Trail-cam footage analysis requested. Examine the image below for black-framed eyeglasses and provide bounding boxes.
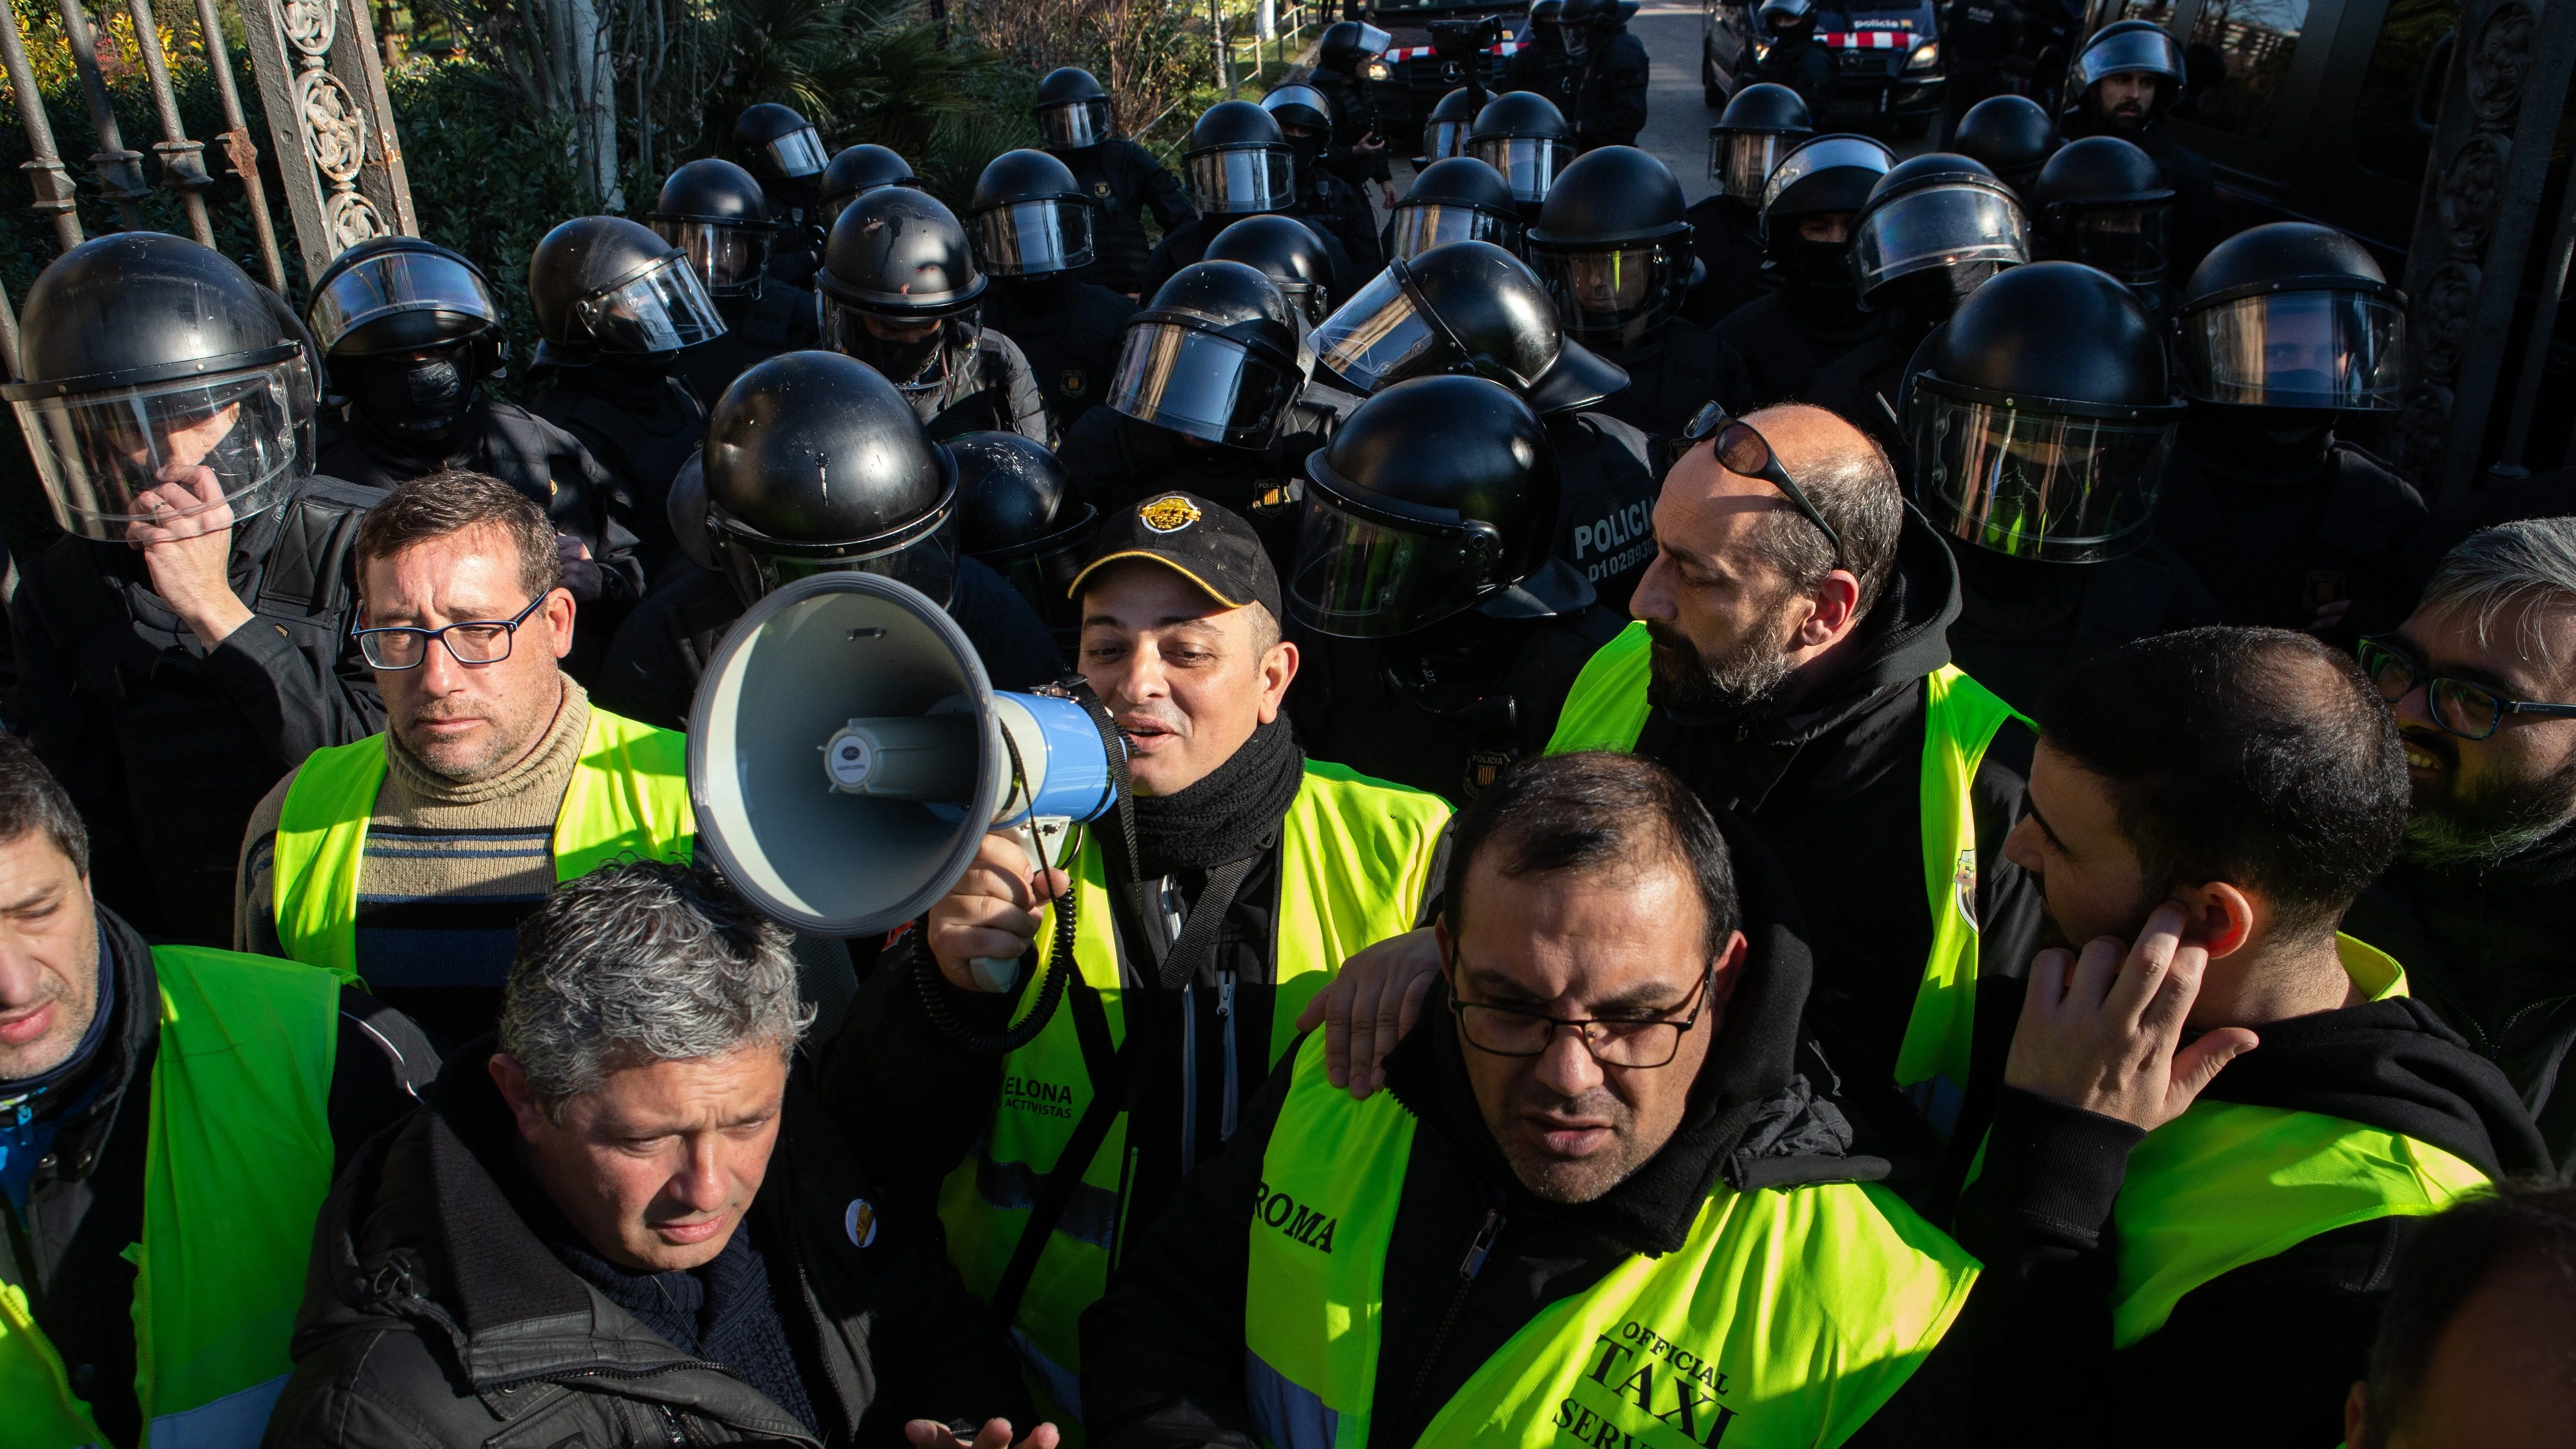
[1680,403,1845,570]
[2357,634,2576,742]
[352,595,548,670]
[1446,948,1717,1069]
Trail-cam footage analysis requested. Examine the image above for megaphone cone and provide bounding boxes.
[687,571,1121,939]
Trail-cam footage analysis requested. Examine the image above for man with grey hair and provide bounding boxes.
[270,860,1054,1449]
[2345,516,2576,1175]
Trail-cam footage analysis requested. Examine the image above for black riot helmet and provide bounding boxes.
[1950,95,2057,199]
[1468,91,1576,211]
[1262,82,1338,138]
[818,187,987,396]
[1561,0,1639,37]
[733,102,829,183]
[2033,137,2173,297]
[1292,375,1569,638]
[527,216,730,370]
[5,231,319,541]
[1036,67,1115,152]
[2071,20,2187,124]
[1206,214,1337,326]
[1526,146,1699,347]
[1390,157,1524,263]
[818,145,921,224]
[309,237,505,444]
[700,348,961,605]
[1423,87,1481,163]
[950,428,1095,631]
[968,149,1096,278]
[1848,153,2027,316]
[1314,240,1629,413]
[648,159,781,301]
[1319,20,1392,74]
[1910,261,2184,563]
[1759,132,1895,294]
[1759,0,1818,40]
[1708,82,1812,203]
[2176,221,2405,412]
[1184,100,1298,216]
[1106,261,1310,449]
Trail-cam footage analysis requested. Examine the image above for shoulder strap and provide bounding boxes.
[251,479,383,622]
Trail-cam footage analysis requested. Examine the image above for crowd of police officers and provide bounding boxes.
[6,6,2576,1448]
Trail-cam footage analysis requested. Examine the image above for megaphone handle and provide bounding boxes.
[968,821,1049,993]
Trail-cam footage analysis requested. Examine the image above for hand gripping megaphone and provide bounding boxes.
[687,571,1125,1045]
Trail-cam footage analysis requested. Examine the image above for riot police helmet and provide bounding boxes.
[2175,221,2404,411]
[1848,153,2027,313]
[1036,67,1115,151]
[1319,20,1392,74]
[1758,0,1819,39]
[1314,240,1628,413]
[2033,136,2173,291]
[1909,260,2183,563]
[1562,0,1640,33]
[1525,146,1699,346]
[818,144,921,224]
[1468,91,1576,208]
[1707,82,1812,201]
[1389,157,1524,262]
[1183,100,1298,215]
[308,236,502,362]
[950,428,1095,628]
[733,102,829,181]
[648,159,782,300]
[1758,132,1895,291]
[2071,20,2187,122]
[968,149,1096,278]
[527,216,729,370]
[1106,261,1310,449]
[1291,375,1568,638]
[1261,82,1338,139]
[4,232,319,541]
[818,186,987,396]
[1423,86,1481,163]
[700,348,961,604]
[1951,95,2057,198]
[1528,0,1566,48]
[1206,214,1338,326]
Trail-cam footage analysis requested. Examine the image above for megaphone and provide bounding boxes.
[687,571,1123,968]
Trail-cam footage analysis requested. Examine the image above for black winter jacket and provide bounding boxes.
[1573,30,1652,150]
[1753,35,1838,122]
[528,360,709,584]
[1711,288,1886,410]
[1593,318,1751,457]
[1681,197,1771,330]
[1055,139,1198,297]
[674,280,824,411]
[981,277,1138,439]
[1942,532,2224,718]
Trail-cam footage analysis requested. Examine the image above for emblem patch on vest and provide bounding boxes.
[1062,368,1088,397]
[1954,848,1979,931]
[1094,180,1113,198]
[845,1198,879,1248]
[1140,495,1202,533]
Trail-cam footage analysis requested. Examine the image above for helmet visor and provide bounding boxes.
[2062,204,2172,285]
[1287,489,1493,638]
[2178,290,2405,410]
[1389,201,1521,262]
[765,125,830,178]
[1529,240,1685,345]
[1914,390,2173,562]
[1039,98,1113,150]
[1427,117,1473,161]
[1852,186,2027,298]
[1761,136,1892,217]
[309,249,498,354]
[650,219,774,297]
[575,256,729,354]
[1468,137,1574,203]
[719,516,962,606]
[1710,131,1787,200]
[1349,22,1393,54]
[973,198,1096,276]
[1107,320,1297,447]
[2076,28,2183,87]
[13,360,308,541]
[1314,267,1450,393]
[1187,147,1297,214]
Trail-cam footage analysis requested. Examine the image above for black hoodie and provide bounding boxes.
[1078,817,1973,1449]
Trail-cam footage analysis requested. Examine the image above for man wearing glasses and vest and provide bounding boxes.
[1081,750,1978,1449]
[1313,403,2048,1205]
[826,493,1451,1429]
[237,470,693,1045]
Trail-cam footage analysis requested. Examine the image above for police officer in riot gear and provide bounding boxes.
[1310,20,1396,209]
[1809,152,2029,462]
[644,160,823,412]
[1285,375,1628,803]
[1263,82,1384,275]
[968,149,1138,439]
[818,184,1048,443]
[1908,260,2217,712]
[1559,0,1649,151]
[1714,131,1893,405]
[1683,82,1809,326]
[1206,213,1339,326]
[732,101,830,281]
[525,215,726,579]
[1418,85,1482,164]
[1313,239,1660,608]
[2061,19,2219,275]
[1385,157,1524,264]
[1035,67,1197,297]
[1942,0,2027,137]
[951,428,1095,648]
[1950,93,2056,204]
[1467,90,1578,225]
[595,350,1058,729]
[2033,135,2175,315]
[5,232,385,942]
[1503,0,1580,110]
[2153,222,2423,643]
[817,143,920,226]
[1527,146,1748,448]
[1752,0,1837,121]
[1144,100,1359,300]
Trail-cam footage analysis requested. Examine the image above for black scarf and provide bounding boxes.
[1117,715,1305,880]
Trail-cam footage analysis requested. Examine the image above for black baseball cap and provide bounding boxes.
[1068,491,1284,619]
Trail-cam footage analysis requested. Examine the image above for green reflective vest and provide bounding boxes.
[1242,1032,1981,1449]
[937,762,1450,1419]
[271,706,696,982]
[0,946,340,1449]
[1546,621,2023,1130]
[2107,935,2492,1348]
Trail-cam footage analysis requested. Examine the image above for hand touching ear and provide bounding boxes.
[2005,902,2261,1131]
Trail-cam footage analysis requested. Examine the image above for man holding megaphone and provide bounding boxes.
[827,491,1452,1427]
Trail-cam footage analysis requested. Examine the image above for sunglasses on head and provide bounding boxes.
[1679,403,1844,570]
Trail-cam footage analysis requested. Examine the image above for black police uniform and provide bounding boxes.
[2153,425,2426,642]
[1311,70,1393,191]
[1594,317,1750,448]
[1714,288,1886,407]
[1942,0,2026,132]
[1943,535,2222,716]
[1504,42,1584,110]
[1057,140,1198,297]
[1756,30,1838,121]
[980,277,1137,440]
[674,280,823,408]
[1681,196,1773,327]
[527,360,708,583]
[1804,319,1932,464]
[1572,27,1652,150]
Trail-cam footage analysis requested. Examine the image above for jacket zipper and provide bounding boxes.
[1218,967,1241,1141]
[1180,979,1200,1176]
[1402,1201,1507,1434]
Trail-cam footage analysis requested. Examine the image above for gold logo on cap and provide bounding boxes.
[1139,495,1201,533]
